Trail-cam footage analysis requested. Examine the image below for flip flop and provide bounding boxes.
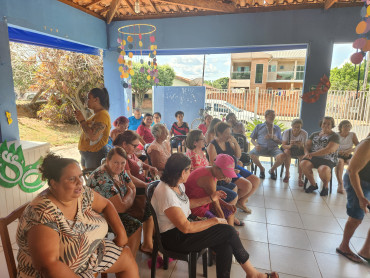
[336,248,363,263]
[298,180,304,187]
[266,272,279,278]
[283,176,290,183]
[358,253,370,263]
[234,219,245,226]
[236,203,252,214]
[140,245,153,256]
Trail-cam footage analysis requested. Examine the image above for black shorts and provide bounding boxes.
[302,156,336,169]
[338,154,352,161]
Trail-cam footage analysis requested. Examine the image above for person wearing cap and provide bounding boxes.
[151,153,279,278]
[207,122,260,214]
[184,154,238,226]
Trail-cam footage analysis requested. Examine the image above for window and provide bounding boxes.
[296,65,305,71]
[279,65,284,70]
[295,65,305,80]
[268,65,276,72]
[255,64,263,84]
[237,66,244,72]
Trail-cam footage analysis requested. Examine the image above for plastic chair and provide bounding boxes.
[146,181,208,278]
[0,203,28,278]
[170,135,188,154]
[232,133,251,167]
[82,168,96,184]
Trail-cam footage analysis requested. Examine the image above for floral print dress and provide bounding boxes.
[16,187,122,278]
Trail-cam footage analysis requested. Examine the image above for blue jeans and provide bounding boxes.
[80,144,109,169]
[344,172,370,220]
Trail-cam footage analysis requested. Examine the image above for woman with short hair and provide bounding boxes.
[111,116,129,141]
[147,124,171,176]
[151,153,279,278]
[281,118,308,186]
[301,116,340,196]
[198,114,213,135]
[205,118,221,145]
[136,113,155,150]
[335,120,359,193]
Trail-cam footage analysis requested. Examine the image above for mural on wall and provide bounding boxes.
[0,141,44,193]
[301,74,330,103]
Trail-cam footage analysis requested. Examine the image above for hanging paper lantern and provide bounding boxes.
[150,36,155,43]
[127,36,133,42]
[350,52,364,64]
[353,38,367,49]
[356,21,367,34]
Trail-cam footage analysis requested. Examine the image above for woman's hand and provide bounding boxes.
[73,110,85,123]
[359,197,370,213]
[211,190,227,202]
[303,153,312,160]
[149,166,158,177]
[214,217,228,225]
[113,233,128,248]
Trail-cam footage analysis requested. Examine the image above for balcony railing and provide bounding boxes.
[275,71,304,81]
[231,71,250,80]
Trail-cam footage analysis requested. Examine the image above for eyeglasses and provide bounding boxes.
[129,143,139,148]
[197,138,205,141]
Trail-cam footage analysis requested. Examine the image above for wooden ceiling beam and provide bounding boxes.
[157,0,237,13]
[146,0,159,13]
[107,0,122,23]
[57,0,105,20]
[123,0,136,14]
[84,0,102,8]
[324,0,338,9]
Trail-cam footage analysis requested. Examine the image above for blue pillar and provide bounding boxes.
[0,19,19,142]
[103,49,132,125]
[300,41,333,135]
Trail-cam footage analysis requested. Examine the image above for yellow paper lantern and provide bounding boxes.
[153,50,157,55]
[119,66,124,72]
[122,40,126,46]
[127,36,133,42]
[139,41,143,47]
[356,21,367,34]
[129,52,133,58]
[120,51,126,56]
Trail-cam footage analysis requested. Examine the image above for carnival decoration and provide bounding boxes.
[5,111,13,125]
[0,141,45,193]
[301,74,331,103]
[117,24,159,90]
[351,1,370,65]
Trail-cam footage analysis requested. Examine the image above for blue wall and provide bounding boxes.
[103,50,132,125]
[153,86,206,129]
[0,20,19,141]
[0,0,107,49]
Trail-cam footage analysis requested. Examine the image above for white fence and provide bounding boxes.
[205,88,370,140]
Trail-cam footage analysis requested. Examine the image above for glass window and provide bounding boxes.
[255,64,263,84]
[268,65,276,72]
[279,65,284,70]
[296,65,305,71]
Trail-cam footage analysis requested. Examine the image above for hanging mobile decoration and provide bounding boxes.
[117,24,159,89]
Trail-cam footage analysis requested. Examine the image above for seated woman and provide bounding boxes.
[87,147,152,257]
[185,154,238,226]
[136,113,155,150]
[186,129,209,171]
[335,120,359,194]
[301,116,340,196]
[110,116,129,141]
[207,122,260,214]
[205,118,221,145]
[198,114,213,135]
[16,153,139,278]
[151,153,279,278]
[113,131,158,254]
[281,119,308,186]
[147,124,171,176]
[170,110,189,150]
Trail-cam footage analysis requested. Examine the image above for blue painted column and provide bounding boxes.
[300,41,334,135]
[0,19,19,142]
[103,49,132,125]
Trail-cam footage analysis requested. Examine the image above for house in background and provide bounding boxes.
[229,50,307,91]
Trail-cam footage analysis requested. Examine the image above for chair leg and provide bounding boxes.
[330,169,333,194]
[207,248,213,266]
[151,246,158,278]
[304,177,308,190]
[163,255,169,270]
[202,251,208,277]
[280,163,284,178]
[188,252,197,278]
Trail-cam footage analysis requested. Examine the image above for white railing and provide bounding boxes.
[325,90,370,141]
[205,88,370,140]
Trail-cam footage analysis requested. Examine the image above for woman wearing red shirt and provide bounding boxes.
[136,113,155,150]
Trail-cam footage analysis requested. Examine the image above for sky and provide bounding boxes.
[155,43,354,81]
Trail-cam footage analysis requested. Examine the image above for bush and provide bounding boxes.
[246,119,287,138]
[37,94,76,124]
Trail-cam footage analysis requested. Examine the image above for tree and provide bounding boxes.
[131,63,175,108]
[205,77,229,89]
[330,62,370,91]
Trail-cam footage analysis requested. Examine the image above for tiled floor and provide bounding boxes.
[1,163,370,278]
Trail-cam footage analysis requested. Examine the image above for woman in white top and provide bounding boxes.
[151,153,279,278]
[335,120,359,193]
[281,119,308,186]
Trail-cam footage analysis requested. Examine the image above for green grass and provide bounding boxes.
[18,117,80,147]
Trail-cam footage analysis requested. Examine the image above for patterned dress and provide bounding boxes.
[87,166,150,236]
[16,187,122,278]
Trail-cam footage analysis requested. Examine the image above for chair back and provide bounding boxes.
[0,203,29,278]
[170,135,188,153]
[82,168,95,184]
[145,180,167,252]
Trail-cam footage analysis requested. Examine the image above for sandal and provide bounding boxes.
[236,203,252,214]
[234,219,245,226]
[298,180,304,187]
[140,244,153,256]
[266,272,279,278]
[283,176,290,183]
[336,248,363,263]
